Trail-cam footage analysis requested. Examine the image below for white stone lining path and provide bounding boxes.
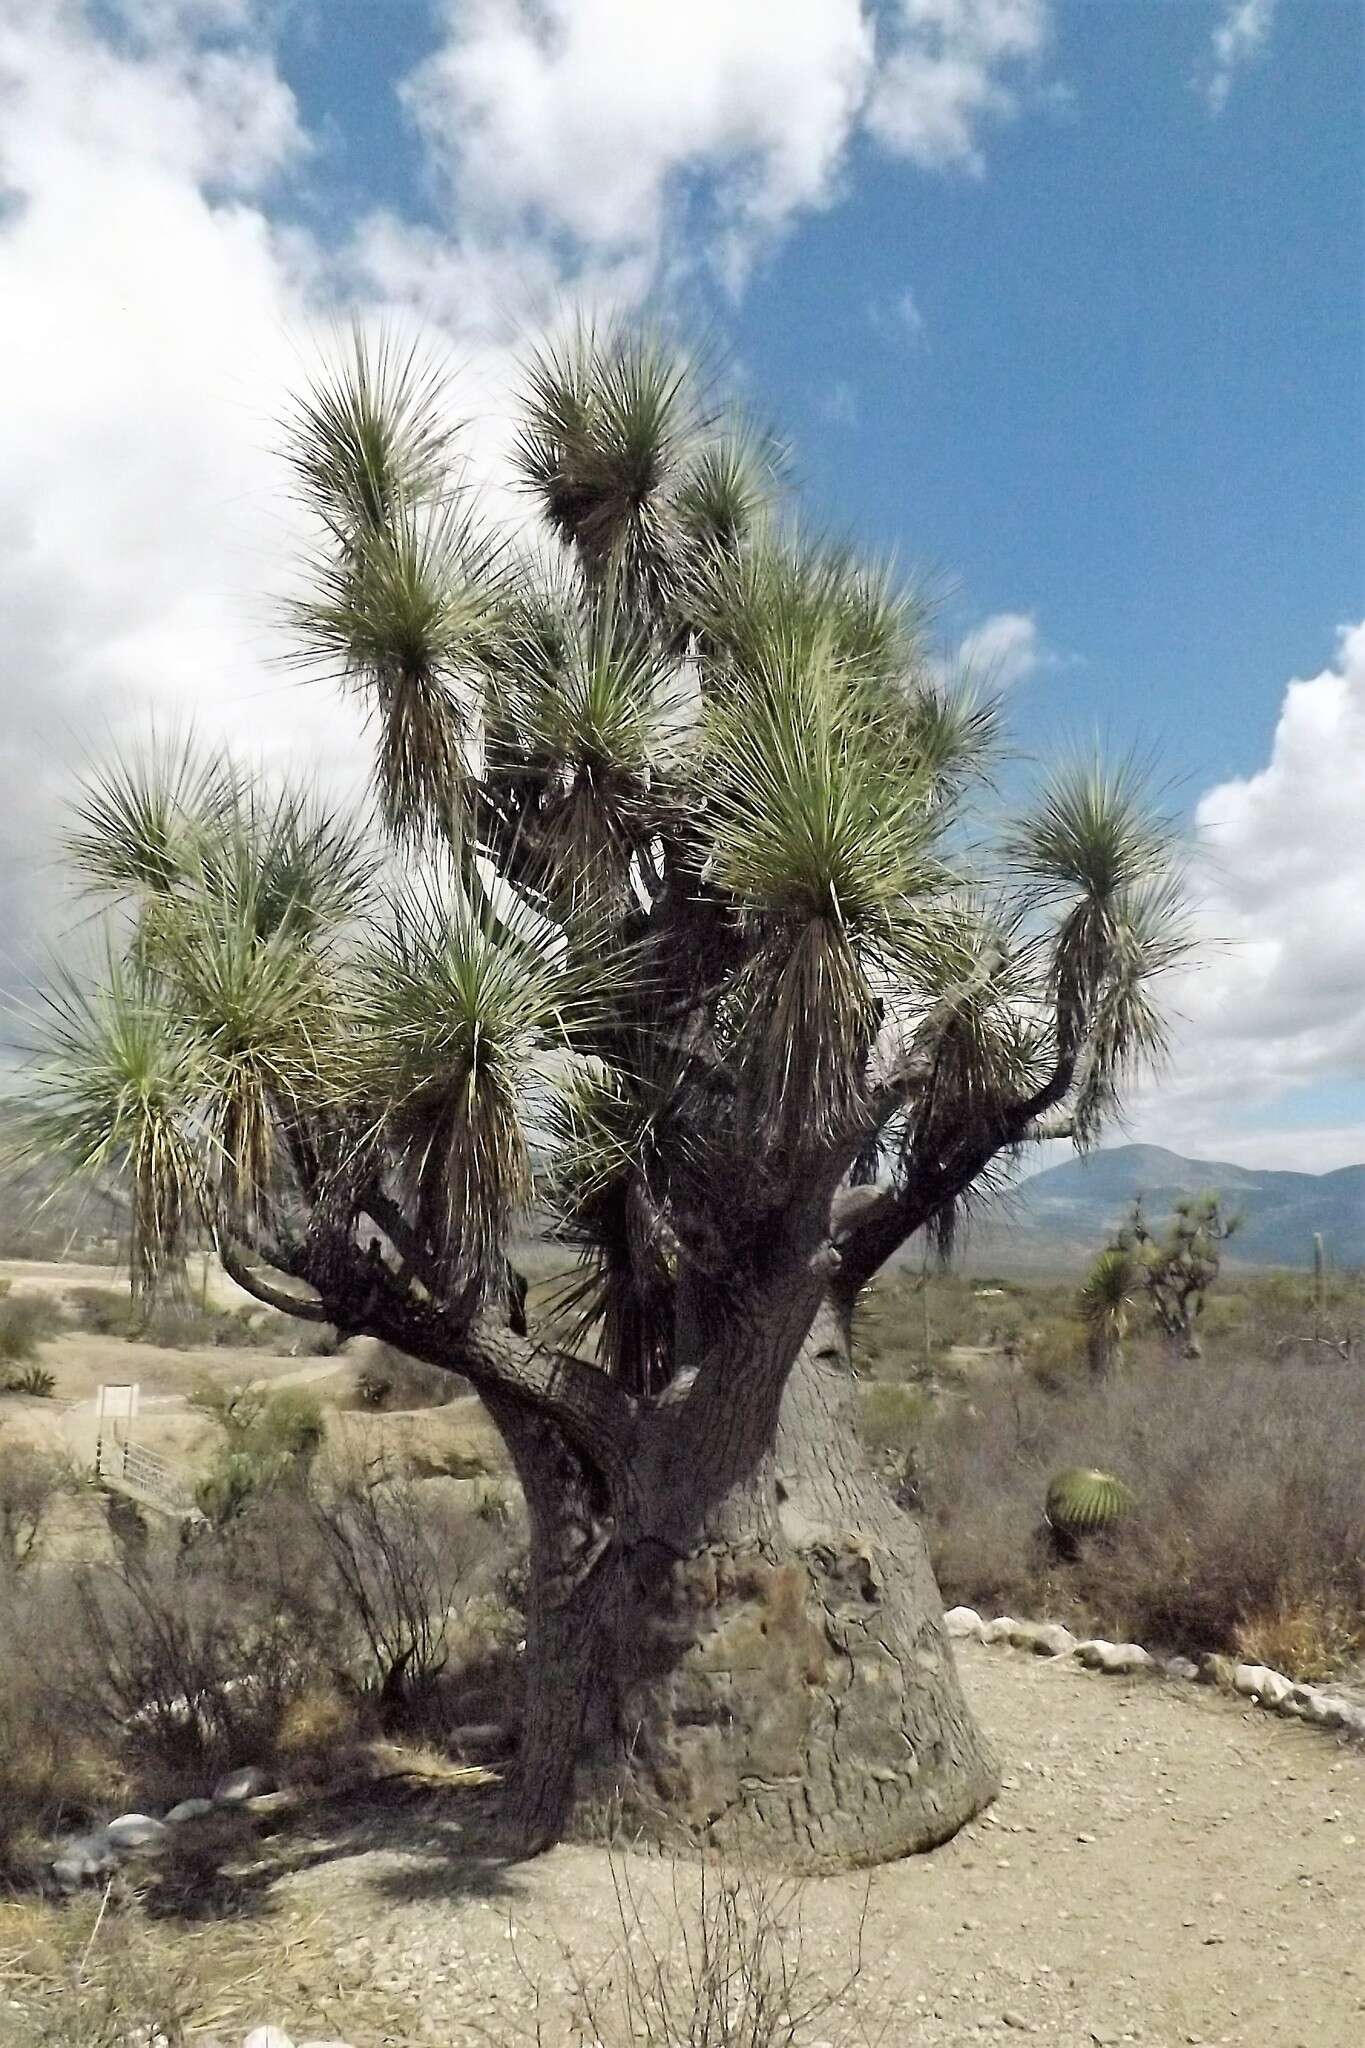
[944,1605,1365,1738]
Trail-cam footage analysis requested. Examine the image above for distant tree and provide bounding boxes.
[1077,1242,1140,1378]
[1124,1193,1239,1360]
[12,326,1190,1869]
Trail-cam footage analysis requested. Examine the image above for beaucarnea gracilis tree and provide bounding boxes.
[15,327,1190,1869]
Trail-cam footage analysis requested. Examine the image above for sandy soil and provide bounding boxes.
[121,1639,1363,2048]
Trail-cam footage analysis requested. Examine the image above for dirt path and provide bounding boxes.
[234,1639,1364,2048]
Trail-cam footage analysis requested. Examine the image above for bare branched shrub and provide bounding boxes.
[0,1440,68,1570]
[0,1579,132,1877]
[509,1856,878,2048]
[305,1449,486,1715]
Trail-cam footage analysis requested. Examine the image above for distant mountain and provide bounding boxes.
[966,1144,1365,1272]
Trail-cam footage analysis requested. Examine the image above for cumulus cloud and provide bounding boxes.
[1200,0,1278,113]
[1128,623,1365,1168]
[0,4,373,981]
[867,0,1050,172]
[956,610,1041,686]
[401,0,1053,284]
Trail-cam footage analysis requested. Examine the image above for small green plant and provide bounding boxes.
[65,1286,137,1337]
[0,1296,60,1365]
[189,1381,325,1524]
[1044,1467,1136,1550]
[0,1364,57,1399]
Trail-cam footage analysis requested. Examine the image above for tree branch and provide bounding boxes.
[219,1241,333,1324]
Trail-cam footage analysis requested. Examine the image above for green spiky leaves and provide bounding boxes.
[700,628,946,1146]
[348,887,620,1298]
[1007,757,1191,1137]
[283,326,455,548]
[11,956,203,1305]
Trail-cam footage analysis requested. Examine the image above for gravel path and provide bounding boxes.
[255,1639,1363,2048]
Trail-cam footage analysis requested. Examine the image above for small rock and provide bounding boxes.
[1196,1653,1237,1688]
[214,1767,273,1805]
[1006,1620,1047,1651]
[945,1606,985,1640]
[1032,1622,1077,1657]
[50,1831,117,1889]
[1163,1656,1200,1682]
[241,2030,295,2048]
[1075,1639,1116,1669]
[1090,2029,1120,2046]
[1304,1693,1348,1729]
[1233,1663,1274,1699]
[164,1797,216,1825]
[982,1616,1019,1644]
[1103,1644,1152,1674]
[1002,2012,1033,2031]
[1257,1671,1292,1709]
[105,1813,168,1854]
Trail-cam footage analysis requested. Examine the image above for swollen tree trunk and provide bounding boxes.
[504,1304,998,1873]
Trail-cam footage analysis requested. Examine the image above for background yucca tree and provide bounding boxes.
[14,325,1190,1871]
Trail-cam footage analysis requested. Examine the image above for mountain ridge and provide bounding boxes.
[966,1143,1365,1272]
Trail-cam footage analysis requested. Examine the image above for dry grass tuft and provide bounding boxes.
[1235,1597,1365,1684]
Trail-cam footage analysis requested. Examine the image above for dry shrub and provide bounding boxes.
[347,1342,457,1410]
[0,1915,193,2048]
[921,1351,1365,1666]
[1235,1596,1365,1682]
[271,1677,366,1775]
[510,1856,878,2048]
[0,1440,69,1570]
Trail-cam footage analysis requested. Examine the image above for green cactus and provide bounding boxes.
[1045,1467,1136,1547]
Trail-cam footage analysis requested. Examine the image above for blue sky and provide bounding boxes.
[262,0,1364,793]
[0,0,1362,1169]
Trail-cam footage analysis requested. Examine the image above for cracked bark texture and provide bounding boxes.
[506,1302,998,1872]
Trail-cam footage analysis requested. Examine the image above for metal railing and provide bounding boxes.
[96,1436,194,1517]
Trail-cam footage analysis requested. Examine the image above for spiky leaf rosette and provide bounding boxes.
[483,585,681,911]
[692,536,920,702]
[1045,1467,1137,1542]
[346,885,619,1299]
[700,629,945,1148]
[286,494,511,845]
[283,326,455,547]
[11,957,202,1304]
[65,735,241,901]
[1006,757,1189,1138]
[514,324,720,618]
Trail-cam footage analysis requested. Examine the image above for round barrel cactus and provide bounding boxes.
[1045,1467,1136,1546]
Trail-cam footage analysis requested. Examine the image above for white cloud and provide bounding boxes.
[1128,623,1365,1168]
[405,0,876,273]
[956,610,1041,686]
[819,378,861,428]
[870,285,928,345]
[0,4,377,981]
[1201,0,1278,113]
[401,0,1054,285]
[867,0,1050,173]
